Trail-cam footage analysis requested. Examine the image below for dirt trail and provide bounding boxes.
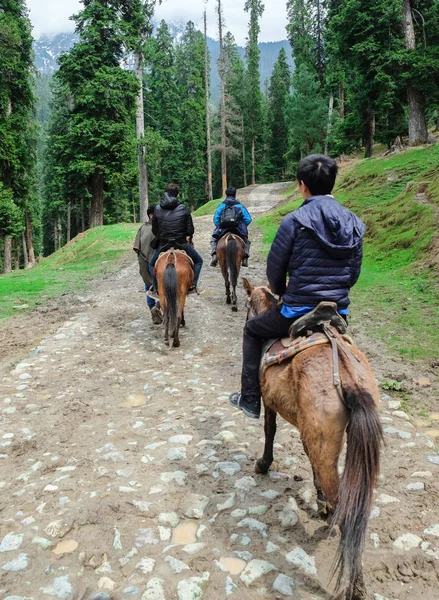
[0,183,438,600]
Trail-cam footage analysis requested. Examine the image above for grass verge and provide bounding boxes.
[0,223,139,322]
[255,146,439,361]
[193,198,223,217]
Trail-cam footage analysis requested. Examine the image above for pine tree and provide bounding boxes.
[145,19,182,200]
[56,0,139,228]
[268,48,291,180]
[244,0,265,185]
[326,0,403,157]
[0,0,36,271]
[175,22,207,208]
[286,0,325,81]
[287,65,328,158]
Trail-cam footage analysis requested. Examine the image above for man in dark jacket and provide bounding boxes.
[133,206,163,324]
[210,187,252,267]
[230,154,366,419]
[149,183,203,295]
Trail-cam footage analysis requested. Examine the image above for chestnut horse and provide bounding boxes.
[155,249,193,348]
[217,234,245,311]
[242,279,383,600]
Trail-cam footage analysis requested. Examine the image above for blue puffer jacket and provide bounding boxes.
[267,195,366,309]
[213,197,252,238]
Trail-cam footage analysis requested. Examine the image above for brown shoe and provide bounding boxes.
[210,254,218,267]
[150,306,163,325]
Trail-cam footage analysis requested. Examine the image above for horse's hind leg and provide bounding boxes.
[255,405,277,474]
[181,311,185,328]
[173,318,181,348]
[302,432,343,517]
[231,284,238,312]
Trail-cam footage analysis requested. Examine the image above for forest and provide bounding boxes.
[1,0,439,270]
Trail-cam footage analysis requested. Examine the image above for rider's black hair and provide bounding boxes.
[147,205,155,218]
[165,183,180,198]
[226,187,236,197]
[296,154,338,196]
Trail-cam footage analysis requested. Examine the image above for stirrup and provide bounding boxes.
[289,302,347,338]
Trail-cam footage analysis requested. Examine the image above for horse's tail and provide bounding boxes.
[164,262,178,338]
[332,386,383,597]
[226,236,239,290]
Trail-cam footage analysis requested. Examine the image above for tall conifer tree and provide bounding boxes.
[268,48,291,180]
[56,0,139,227]
[0,0,36,271]
[244,0,264,185]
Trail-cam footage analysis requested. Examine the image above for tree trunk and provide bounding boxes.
[435,110,439,132]
[56,214,63,250]
[67,202,71,243]
[80,198,85,232]
[218,0,227,197]
[12,238,19,270]
[90,169,104,228]
[251,137,256,185]
[403,0,429,146]
[135,52,149,222]
[339,84,345,120]
[25,211,35,265]
[204,10,213,202]
[21,231,29,269]
[324,91,334,155]
[241,114,248,188]
[364,111,375,158]
[3,236,12,273]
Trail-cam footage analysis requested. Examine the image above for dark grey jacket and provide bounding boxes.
[152,193,195,246]
[267,195,366,309]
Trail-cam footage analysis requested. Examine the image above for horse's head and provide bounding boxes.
[242,278,278,319]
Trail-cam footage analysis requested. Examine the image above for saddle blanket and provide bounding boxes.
[260,331,354,376]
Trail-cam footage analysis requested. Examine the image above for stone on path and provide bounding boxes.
[177,572,210,600]
[273,574,297,596]
[285,547,317,577]
[0,533,23,553]
[165,555,190,574]
[237,518,268,537]
[393,534,422,551]
[424,524,439,537]
[426,455,439,465]
[240,559,277,586]
[1,553,28,571]
[41,575,73,598]
[141,578,166,600]
[376,493,400,505]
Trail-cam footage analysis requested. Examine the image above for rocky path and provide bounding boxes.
[0,183,438,600]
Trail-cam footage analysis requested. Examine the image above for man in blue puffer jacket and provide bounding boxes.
[210,187,252,267]
[230,154,366,419]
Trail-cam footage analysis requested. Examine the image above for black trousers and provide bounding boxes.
[241,305,298,398]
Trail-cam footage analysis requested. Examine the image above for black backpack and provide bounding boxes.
[220,205,243,229]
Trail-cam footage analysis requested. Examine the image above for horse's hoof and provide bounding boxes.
[232,306,238,312]
[255,459,270,475]
[173,341,180,348]
[226,298,231,305]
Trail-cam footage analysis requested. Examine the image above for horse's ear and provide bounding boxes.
[242,278,254,297]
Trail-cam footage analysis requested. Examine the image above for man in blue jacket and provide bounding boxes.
[230,155,366,419]
[210,187,252,267]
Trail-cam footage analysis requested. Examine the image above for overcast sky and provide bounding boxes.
[27,0,288,45]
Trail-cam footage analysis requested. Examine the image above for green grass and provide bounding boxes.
[0,223,139,322]
[193,197,223,216]
[255,145,439,360]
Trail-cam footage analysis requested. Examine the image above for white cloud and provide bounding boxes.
[28,0,288,45]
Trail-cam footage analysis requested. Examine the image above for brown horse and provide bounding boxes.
[242,278,383,600]
[217,234,245,311]
[155,249,193,348]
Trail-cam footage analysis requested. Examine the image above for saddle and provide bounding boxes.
[260,303,357,395]
[157,241,194,267]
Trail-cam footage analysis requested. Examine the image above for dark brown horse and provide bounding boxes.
[155,249,193,348]
[242,278,383,600]
[217,233,245,311]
